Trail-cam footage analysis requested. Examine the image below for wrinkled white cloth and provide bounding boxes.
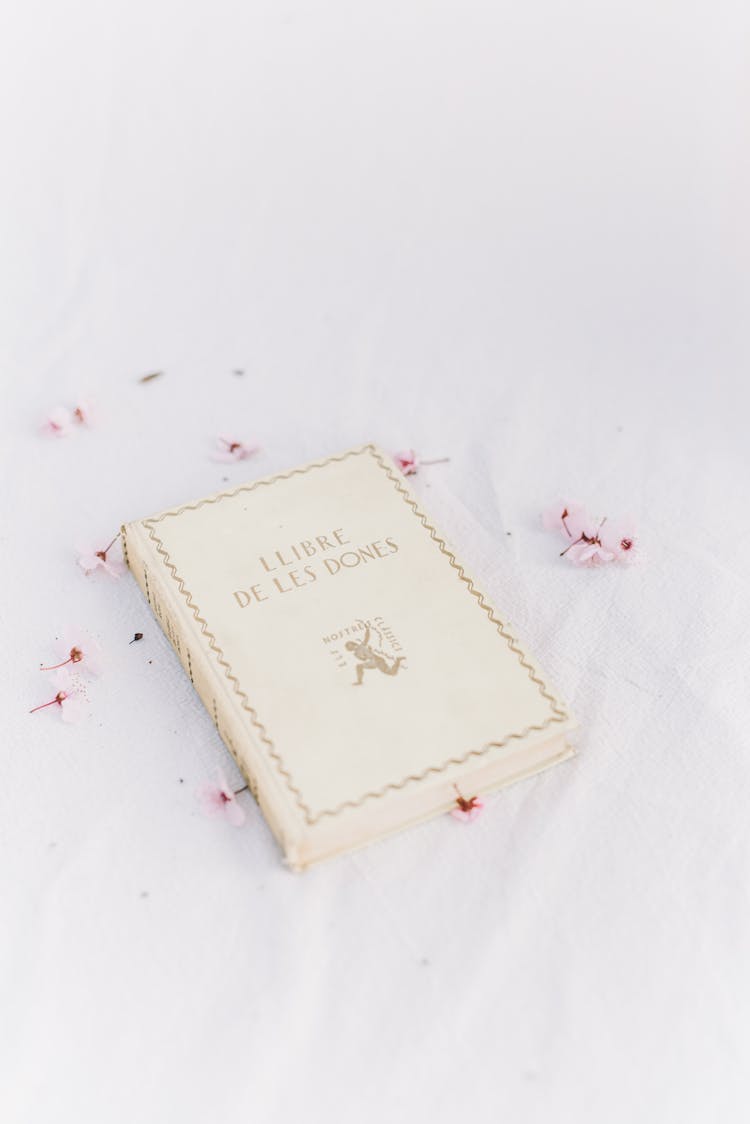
[1,3,748,1122]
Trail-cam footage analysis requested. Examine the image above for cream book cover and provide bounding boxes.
[122,444,576,869]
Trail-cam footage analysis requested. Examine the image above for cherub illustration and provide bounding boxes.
[345,621,405,686]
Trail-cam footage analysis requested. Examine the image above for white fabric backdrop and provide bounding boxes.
[1,3,748,1121]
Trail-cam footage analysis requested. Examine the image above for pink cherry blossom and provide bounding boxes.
[41,407,73,438]
[602,517,642,565]
[40,629,103,678]
[29,669,89,724]
[543,501,643,568]
[77,534,125,578]
[197,769,247,827]
[451,791,484,823]
[394,450,450,476]
[563,537,615,566]
[558,516,616,567]
[211,435,260,463]
[394,449,420,475]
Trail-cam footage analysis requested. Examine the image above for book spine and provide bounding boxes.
[120,520,297,862]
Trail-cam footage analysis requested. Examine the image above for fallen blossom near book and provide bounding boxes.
[451,791,485,823]
[197,769,247,827]
[393,449,450,476]
[211,435,260,463]
[29,669,90,724]
[39,629,104,677]
[542,500,642,566]
[77,534,126,578]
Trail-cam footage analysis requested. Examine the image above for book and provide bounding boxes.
[121,444,575,869]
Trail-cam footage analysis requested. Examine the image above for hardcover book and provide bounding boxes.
[122,444,575,869]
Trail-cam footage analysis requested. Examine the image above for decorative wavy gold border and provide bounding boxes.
[142,444,568,825]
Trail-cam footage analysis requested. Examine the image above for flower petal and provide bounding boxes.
[575,543,599,563]
[41,407,73,437]
[77,552,101,574]
[197,781,227,817]
[542,500,589,538]
[101,559,125,578]
[60,696,86,723]
[235,446,258,461]
[223,799,247,827]
[214,767,233,794]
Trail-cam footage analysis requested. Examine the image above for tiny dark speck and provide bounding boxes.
[140,891,150,899]
[506,531,512,536]
[232,368,245,376]
[178,778,184,784]
[148,659,153,664]
[420,957,430,967]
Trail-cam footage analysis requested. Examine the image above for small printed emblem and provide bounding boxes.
[322,617,407,686]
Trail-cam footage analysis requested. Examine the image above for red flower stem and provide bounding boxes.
[233,784,249,796]
[560,535,584,558]
[452,782,475,811]
[39,657,73,672]
[102,532,120,554]
[29,697,61,714]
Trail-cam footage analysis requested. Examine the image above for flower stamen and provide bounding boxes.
[40,646,83,672]
[29,691,67,714]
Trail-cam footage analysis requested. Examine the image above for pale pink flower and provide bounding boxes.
[394,449,420,475]
[197,769,247,827]
[545,500,643,568]
[558,517,615,566]
[602,518,643,565]
[394,450,449,476]
[451,792,484,823]
[563,537,615,567]
[41,406,73,438]
[211,435,260,463]
[40,629,103,678]
[29,669,89,724]
[542,500,589,542]
[77,534,125,578]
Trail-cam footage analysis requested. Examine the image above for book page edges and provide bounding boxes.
[120,518,308,862]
